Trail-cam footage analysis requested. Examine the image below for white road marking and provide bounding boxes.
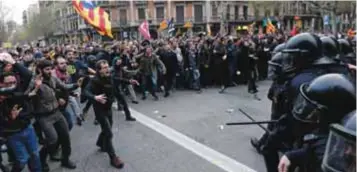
[130,109,257,172]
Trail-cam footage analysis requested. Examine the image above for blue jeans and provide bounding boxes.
[61,108,74,130]
[7,124,41,172]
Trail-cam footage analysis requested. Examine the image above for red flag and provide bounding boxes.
[139,20,151,40]
[290,26,298,36]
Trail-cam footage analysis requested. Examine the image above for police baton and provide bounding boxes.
[226,120,278,126]
[232,108,272,133]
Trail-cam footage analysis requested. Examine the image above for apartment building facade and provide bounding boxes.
[40,1,355,43]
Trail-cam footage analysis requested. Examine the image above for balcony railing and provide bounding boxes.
[209,15,255,22]
[112,20,129,27]
[193,16,207,23]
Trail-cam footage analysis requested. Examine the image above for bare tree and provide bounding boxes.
[0,1,12,43]
[303,1,356,34]
[249,1,281,19]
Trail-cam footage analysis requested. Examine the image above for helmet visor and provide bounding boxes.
[322,124,356,172]
[292,84,326,124]
[281,52,297,73]
[268,62,282,80]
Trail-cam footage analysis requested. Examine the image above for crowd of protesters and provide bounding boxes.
[0,31,355,172]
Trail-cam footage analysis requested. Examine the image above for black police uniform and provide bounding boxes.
[259,33,354,172]
[322,110,356,172]
[281,74,355,172]
[251,44,288,153]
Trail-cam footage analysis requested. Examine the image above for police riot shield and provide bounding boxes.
[322,124,356,172]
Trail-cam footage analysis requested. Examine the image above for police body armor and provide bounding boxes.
[322,111,356,172]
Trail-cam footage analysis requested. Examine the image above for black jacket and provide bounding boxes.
[0,63,34,137]
[160,50,178,76]
[84,75,126,110]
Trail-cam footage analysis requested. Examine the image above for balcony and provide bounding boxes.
[134,1,148,6]
[193,16,207,24]
[110,1,129,7]
[112,20,129,28]
[209,15,255,23]
[210,16,221,23]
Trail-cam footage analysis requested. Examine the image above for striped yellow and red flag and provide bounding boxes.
[158,19,168,32]
[266,18,276,34]
[183,21,193,28]
[72,0,113,38]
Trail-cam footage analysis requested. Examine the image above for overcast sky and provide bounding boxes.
[2,0,37,24]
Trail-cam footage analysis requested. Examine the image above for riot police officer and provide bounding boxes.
[320,36,340,62]
[322,110,356,172]
[338,39,356,65]
[251,44,287,153]
[320,36,355,82]
[260,33,354,172]
[277,73,356,172]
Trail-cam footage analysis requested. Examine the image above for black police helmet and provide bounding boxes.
[294,74,356,125]
[338,39,354,55]
[321,36,340,58]
[282,33,323,65]
[268,52,284,79]
[272,43,285,55]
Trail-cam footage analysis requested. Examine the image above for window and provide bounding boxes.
[226,4,230,20]
[56,10,60,17]
[156,7,164,20]
[212,5,218,16]
[234,5,239,19]
[274,7,279,16]
[194,4,203,22]
[265,9,271,17]
[302,3,307,14]
[176,6,184,23]
[120,9,127,24]
[243,5,248,20]
[138,8,145,20]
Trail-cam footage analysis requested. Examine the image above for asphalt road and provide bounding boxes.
[19,80,273,172]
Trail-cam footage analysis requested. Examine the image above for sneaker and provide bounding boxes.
[50,148,61,162]
[126,117,136,121]
[61,159,77,169]
[153,96,159,101]
[164,92,170,97]
[131,100,139,104]
[76,117,83,126]
[110,156,124,169]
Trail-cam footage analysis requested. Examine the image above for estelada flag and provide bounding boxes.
[158,19,168,32]
[72,0,113,38]
[183,21,193,28]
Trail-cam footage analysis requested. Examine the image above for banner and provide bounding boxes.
[139,20,151,40]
